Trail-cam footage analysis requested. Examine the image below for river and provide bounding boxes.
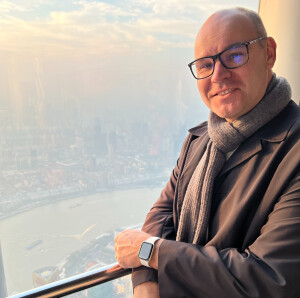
[0,187,162,296]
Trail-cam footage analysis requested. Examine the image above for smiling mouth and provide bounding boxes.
[215,88,235,96]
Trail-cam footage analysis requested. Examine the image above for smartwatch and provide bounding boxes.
[138,237,160,267]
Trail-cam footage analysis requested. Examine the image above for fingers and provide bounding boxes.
[114,231,122,243]
[114,229,134,243]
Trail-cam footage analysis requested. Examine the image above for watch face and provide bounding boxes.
[138,242,153,260]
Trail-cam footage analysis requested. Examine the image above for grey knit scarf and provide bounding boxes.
[176,74,291,244]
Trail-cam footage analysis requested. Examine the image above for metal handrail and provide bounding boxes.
[8,263,131,298]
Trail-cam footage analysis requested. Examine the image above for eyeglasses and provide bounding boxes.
[188,36,267,80]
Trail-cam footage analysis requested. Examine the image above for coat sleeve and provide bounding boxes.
[157,170,300,298]
[131,134,192,288]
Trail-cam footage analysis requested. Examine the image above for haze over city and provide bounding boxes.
[0,1,260,295]
[0,0,259,127]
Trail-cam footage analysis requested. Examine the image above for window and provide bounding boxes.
[0,0,259,296]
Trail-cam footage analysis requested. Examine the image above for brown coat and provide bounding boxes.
[132,101,300,298]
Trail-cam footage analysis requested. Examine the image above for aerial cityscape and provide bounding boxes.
[0,114,192,218]
[0,0,259,296]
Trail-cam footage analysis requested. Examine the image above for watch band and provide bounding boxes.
[139,236,160,267]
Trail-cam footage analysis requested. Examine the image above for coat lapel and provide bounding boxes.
[219,137,262,176]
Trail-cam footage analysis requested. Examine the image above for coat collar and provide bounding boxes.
[221,101,298,176]
[188,121,208,137]
[188,101,298,176]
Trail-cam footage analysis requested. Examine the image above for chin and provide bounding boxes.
[213,108,236,120]
[214,103,243,121]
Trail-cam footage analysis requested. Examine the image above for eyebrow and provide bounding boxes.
[224,41,247,50]
[197,41,246,60]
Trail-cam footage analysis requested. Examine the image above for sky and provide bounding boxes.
[0,0,260,130]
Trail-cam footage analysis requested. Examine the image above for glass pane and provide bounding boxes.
[0,0,259,296]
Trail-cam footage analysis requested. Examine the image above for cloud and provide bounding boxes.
[0,0,53,13]
[0,0,28,13]
[74,1,140,17]
[0,0,259,57]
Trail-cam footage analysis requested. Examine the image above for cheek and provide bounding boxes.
[197,81,210,104]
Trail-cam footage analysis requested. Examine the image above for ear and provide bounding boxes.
[265,37,277,69]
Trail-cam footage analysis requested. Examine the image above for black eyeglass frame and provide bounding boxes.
[188,36,267,80]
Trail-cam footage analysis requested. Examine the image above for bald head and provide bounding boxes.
[196,8,267,57]
[213,8,266,36]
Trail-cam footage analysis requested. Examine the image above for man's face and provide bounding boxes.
[195,12,274,122]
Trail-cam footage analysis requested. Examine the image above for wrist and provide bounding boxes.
[148,239,163,269]
[138,237,163,269]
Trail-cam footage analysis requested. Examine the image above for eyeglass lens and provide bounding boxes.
[191,44,248,79]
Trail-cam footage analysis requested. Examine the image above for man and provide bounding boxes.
[114,7,300,298]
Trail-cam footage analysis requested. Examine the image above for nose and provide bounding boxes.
[211,59,231,82]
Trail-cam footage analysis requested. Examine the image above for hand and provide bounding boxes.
[114,229,151,268]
